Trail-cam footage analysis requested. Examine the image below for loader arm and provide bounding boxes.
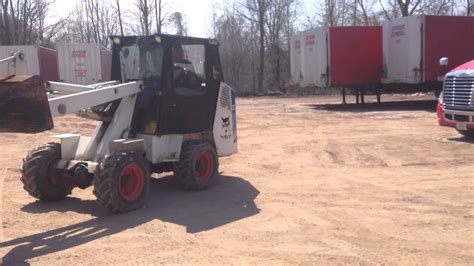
[0,71,142,133]
[47,81,141,117]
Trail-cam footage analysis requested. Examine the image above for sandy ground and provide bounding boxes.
[0,94,473,265]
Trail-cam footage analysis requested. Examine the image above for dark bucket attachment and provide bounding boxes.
[0,75,53,133]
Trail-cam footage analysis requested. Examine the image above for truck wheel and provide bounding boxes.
[20,143,74,201]
[93,152,150,213]
[457,129,474,140]
[174,141,219,190]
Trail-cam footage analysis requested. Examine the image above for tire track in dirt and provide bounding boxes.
[317,211,426,265]
[172,233,224,263]
[318,234,394,265]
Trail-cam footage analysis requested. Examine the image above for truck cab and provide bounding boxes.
[437,59,474,139]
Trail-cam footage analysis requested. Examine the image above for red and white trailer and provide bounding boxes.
[0,45,59,81]
[382,15,474,93]
[292,26,382,88]
[57,43,112,85]
[291,26,382,103]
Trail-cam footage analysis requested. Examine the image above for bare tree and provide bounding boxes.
[134,0,154,35]
[154,0,168,34]
[169,11,187,36]
[419,0,455,15]
[216,10,254,91]
[378,0,401,19]
[238,0,270,93]
[466,0,472,15]
[0,0,67,46]
[265,0,297,92]
[56,0,118,46]
[116,0,124,35]
[396,0,422,16]
[1,0,12,45]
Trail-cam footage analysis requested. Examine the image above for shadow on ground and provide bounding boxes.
[307,100,438,113]
[447,136,474,144]
[1,174,259,265]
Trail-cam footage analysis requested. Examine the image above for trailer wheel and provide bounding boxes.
[20,143,75,201]
[457,129,474,140]
[93,152,150,213]
[174,141,219,190]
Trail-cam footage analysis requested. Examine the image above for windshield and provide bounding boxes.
[120,45,163,88]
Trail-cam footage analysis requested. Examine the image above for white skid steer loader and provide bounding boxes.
[0,35,238,213]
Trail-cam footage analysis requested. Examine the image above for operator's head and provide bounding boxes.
[122,48,130,58]
[172,45,185,61]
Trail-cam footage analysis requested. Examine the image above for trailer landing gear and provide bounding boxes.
[341,87,381,105]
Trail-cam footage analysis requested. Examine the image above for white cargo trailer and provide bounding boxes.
[300,28,328,87]
[57,43,111,85]
[382,16,424,84]
[382,15,474,86]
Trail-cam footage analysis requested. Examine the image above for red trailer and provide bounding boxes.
[38,46,59,82]
[329,26,382,87]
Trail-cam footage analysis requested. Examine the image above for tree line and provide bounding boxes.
[1,0,472,93]
[0,0,187,47]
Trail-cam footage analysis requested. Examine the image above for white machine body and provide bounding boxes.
[49,80,238,173]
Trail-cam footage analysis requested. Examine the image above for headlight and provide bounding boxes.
[438,90,444,104]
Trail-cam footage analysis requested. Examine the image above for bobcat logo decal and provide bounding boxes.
[220,116,232,139]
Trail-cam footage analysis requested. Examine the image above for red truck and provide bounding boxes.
[437,59,474,139]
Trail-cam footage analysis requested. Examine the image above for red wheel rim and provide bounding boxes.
[195,151,214,182]
[118,163,145,201]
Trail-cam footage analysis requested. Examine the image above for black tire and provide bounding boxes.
[20,143,74,201]
[457,129,474,140]
[174,141,219,190]
[93,152,150,213]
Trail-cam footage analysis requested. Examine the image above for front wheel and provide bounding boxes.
[457,129,474,140]
[174,141,219,190]
[20,143,75,201]
[93,152,150,213]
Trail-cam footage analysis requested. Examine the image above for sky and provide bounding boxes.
[50,0,222,38]
[50,0,316,38]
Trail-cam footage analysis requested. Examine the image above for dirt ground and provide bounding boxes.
[0,94,473,265]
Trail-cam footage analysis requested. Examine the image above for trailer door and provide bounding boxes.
[301,28,328,87]
[290,33,303,84]
[382,16,423,84]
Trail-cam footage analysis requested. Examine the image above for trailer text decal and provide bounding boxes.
[391,25,405,38]
[295,40,301,50]
[305,35,316,46]
[72,50,87,58]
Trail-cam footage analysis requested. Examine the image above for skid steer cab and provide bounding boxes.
[0,35,238,213]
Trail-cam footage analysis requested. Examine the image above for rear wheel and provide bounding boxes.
[457,129,474,140]
[174,141,218,190]
[93,152,150,213]
[20,143,75,201]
